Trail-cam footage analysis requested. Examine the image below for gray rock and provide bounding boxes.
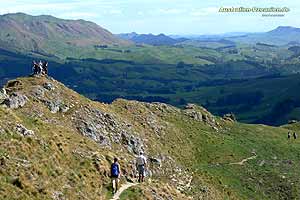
[0,88,8,104]
[45,100,69,113]
[52,191,64,200]
[15,124,34,137]
[121,131,144,154]
[73,107,145,151]
[31,86,45,98]
[149,157,162,166]
[223,113,237,122]
[60,105,70,113]
[2,92,28,109]
[47,101,61,113]
[77,121,111,146]
[183,104,218,128]
[43,82,55,91]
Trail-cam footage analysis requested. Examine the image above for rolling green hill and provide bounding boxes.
[0,13,131,57]
[0,13,300,126]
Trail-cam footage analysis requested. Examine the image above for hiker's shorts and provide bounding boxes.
[137,165,145,176]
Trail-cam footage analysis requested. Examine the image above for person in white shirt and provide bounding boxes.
[136,152,147,182]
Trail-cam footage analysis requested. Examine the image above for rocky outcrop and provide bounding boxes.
[43,82,55,91]
[30,83,69,113]
[72,106,144,153]
[2,92,28,109]
[223,113,237,122]
[0,88,8,104]
[183,104,219,129]
[121,131,144,154]
[15,124,34,137]
[45,100,69,113]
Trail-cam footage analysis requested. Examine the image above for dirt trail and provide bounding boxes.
[229,155,257,165]
[111,182,138,200]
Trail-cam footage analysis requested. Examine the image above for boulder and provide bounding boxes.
[45,100,69,113]
[223,113,237,122]
[31,86,45,98]
[15,124,34,137]
[47,101,61,113]
[6,80,22,88]
[183,104,216,126]
[149,157,162,166]
[77,121,111,146]
[2,92,28,109]
[0,88,8,104]
[121,131,144,154]
[43,82,55,91]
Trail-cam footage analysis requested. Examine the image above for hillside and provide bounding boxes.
[1,75,300,199]
[0,44,299,125]
[0,13,131,56]
[229,26,300,45]
[0,14,299,126]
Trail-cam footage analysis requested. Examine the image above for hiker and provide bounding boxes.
[293,132,298,140]
[288,132,291,139]
[42,61,48,75]
[32,61,39,75]
[136,152,147,183]
[38,60,43,74]
[111,158,121,194]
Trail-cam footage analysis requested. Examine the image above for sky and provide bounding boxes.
[0,0,299,35]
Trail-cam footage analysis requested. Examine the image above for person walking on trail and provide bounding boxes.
[136,152,147,183]
[288,132,291,140]
[293,132,298,140]
[111,158,121,194]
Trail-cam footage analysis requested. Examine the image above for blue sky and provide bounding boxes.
[0,0,299,35]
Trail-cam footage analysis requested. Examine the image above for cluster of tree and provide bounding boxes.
[215,91,264,106]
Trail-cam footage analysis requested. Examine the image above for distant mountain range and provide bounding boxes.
[228,26,300,45]
[119,26,300,46]
[0,13,131,54]
[117,32,187,45]
[169,32,250,40]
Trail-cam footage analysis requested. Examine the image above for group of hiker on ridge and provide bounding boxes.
[110,152,147,194]
[32,60,48,76]
[288,131,298,140]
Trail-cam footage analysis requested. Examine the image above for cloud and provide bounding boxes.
[157,8,186,15]
[190,7,219,16]
[0,0,117,15]
[108,9,122,15]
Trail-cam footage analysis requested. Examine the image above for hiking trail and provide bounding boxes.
[229,155,257,165]
[111,182,139,200]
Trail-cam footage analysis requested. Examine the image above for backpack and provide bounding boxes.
[111,163,119,177]
[137,156,145,166]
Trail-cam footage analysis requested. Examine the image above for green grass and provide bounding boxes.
[119,186,143,200]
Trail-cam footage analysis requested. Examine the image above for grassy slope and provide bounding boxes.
[112,99,300,199]
[1,76,300,199]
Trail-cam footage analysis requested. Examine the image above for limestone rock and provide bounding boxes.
[15,124,34,137]
[121,131,144,154]
[0,88,8,104]
[45,100,69,113]
[223,113,237,122]
[183,104,217,127]
[43,82,55,91]
[2,92,28,109]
